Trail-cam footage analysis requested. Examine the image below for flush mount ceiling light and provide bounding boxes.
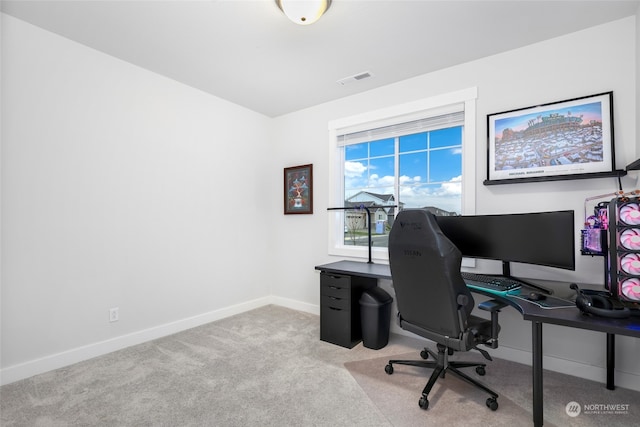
[275,0,332,25]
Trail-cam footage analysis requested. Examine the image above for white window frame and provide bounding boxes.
[327,87,478,263]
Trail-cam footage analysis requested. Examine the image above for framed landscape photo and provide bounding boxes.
[485,92,617,185]
[284,164,313,214]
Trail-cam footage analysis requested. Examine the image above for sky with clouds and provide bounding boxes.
[345,126,463,214]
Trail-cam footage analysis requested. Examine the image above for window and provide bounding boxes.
[328,88,477,262]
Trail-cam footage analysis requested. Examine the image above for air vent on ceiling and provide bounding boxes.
[337,71,373,86]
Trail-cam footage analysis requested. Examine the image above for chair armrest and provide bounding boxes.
[477,299,507,348]
[478,300,508,313]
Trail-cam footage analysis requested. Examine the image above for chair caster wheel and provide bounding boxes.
[419,395,429,410]
[385,364,394,375]
[420,349,429,359]
[476,366,486,376]
[486,397,498,411]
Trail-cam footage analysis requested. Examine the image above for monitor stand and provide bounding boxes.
[502,261,554,295]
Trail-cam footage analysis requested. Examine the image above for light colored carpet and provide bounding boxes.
[0,305,421,426]
[2,305,639,426]
[345,348,640,427]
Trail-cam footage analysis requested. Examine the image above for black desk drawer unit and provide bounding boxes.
[320,271,376,348]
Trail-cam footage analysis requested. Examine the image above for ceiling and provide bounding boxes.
[2,0,638,117]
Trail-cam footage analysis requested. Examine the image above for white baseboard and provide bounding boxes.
[489,345,640,392]
[4,298,639,393]
[0,296,273,386]
[270,296,319,315]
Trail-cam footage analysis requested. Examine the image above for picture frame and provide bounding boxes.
[485,92,618,185]
[284,164,313,214]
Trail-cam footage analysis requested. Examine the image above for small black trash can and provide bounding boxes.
[359,287,393,349]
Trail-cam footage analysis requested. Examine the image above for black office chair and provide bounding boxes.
[385,209,506,411]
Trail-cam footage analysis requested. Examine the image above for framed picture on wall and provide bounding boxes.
[485,92,619,185]
[284,164,313,214]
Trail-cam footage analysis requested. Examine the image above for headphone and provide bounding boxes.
[570,283,630,319]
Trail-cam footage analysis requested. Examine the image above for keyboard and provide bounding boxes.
[461,272,522,295]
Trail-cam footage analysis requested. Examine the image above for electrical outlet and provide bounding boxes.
[109,307,119,322]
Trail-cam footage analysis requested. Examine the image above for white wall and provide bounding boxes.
[1,12,639,391]
[271,17,639,390]
[1,15,274,383]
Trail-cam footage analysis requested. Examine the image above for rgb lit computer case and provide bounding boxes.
[607,197,640,307]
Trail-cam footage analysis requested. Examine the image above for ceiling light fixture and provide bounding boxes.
[275,0,332,26]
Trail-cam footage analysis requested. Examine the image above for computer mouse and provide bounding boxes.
[528,292,546,301]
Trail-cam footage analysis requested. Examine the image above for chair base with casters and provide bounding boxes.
[385,343,499,411]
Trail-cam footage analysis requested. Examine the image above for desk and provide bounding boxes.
[315,260,640,427]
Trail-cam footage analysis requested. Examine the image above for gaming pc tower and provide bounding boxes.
[606,197,640,307]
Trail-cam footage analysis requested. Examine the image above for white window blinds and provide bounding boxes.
[336,107,464,147]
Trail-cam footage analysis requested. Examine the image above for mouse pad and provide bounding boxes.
[512,294,576,309]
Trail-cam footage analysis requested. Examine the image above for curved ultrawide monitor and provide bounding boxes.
[435,210,575,271]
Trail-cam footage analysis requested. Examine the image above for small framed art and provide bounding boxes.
[284,164,313,214]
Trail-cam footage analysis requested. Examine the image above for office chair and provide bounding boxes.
[385,209,506,411]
